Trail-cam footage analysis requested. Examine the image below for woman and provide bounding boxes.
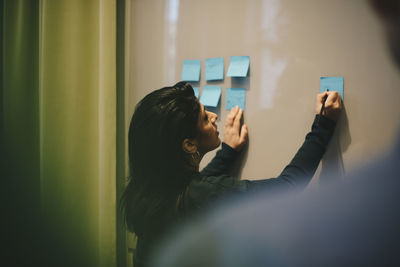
[121,81,342,267]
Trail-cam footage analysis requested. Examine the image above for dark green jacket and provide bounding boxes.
[135,115,336,267]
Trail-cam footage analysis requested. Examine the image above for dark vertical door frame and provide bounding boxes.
[116,0,127,266]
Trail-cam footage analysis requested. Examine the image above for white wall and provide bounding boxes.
[126,0,400,183]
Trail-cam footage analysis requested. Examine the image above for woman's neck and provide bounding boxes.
[186,152,204,172]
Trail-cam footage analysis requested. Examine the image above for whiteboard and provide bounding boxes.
[125,0,400,182]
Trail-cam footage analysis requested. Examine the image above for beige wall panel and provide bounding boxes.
[126,0,400,182]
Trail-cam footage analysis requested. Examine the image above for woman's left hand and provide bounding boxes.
[223,106,248,151]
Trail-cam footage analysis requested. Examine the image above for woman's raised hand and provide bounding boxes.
[316,91,343,121]
[223,106,248,151]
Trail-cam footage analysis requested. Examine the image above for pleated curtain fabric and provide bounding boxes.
[2,0,118,266]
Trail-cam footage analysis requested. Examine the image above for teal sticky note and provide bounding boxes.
[200,86,221,107]
[320,77,344,101]
[227,56,250,77]
[193,87,199,98]
[181,60,201,82]
[205,57,224,81]
[226,88,246,110]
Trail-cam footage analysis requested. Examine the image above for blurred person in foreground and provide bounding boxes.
[152,1,400,266]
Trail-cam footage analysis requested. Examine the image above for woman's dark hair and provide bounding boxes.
[121,82,200,237]
[369,0,400,21]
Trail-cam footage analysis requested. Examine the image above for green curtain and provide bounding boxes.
[2,0,41,265]
[2,0,121,265]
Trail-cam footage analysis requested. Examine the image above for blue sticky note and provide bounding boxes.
[205,57,224,81]
[181,60,201,82]
[193,87,199,98]
[320,77,344,101]
[227,56,250,77]
[200,86,221,107]
[226,88,246,110]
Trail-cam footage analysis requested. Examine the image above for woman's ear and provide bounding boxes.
[182,138,198,154]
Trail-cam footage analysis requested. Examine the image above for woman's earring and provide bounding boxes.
[191,151,200,161]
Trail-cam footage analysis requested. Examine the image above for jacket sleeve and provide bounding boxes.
[200,142,239,177]
[246,115,336,193]
[186,115,336,212]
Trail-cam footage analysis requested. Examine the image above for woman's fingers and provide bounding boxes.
[225,106,239,126]
[233,108,242,130]
[316,92,328,113]
[239,124,248,145]
[325,91,340,105]
[315,91,342,121]
[317,91,329,104]
[223,106,247,151]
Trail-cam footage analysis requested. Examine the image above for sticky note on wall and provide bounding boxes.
[320,77,344,101]
[227,56,250,77]
[181,60,201,82]
[205,57,224,81]
[200,86,221,107]
[226,88,246,110]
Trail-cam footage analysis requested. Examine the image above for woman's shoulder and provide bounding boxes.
[189,172,243,190]
[184,172,248,210]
